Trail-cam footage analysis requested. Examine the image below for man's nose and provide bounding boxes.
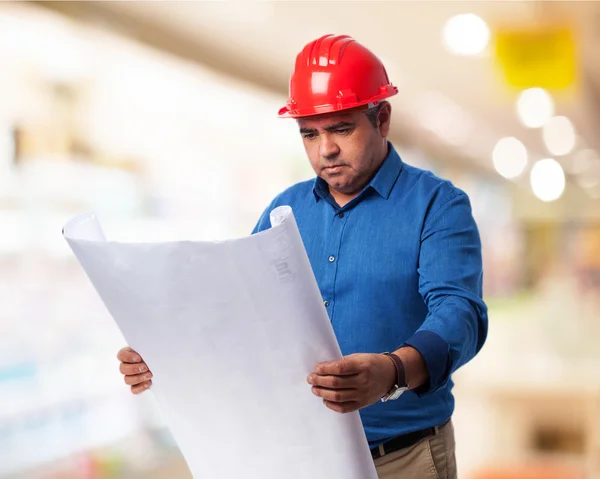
[319,135,341,160]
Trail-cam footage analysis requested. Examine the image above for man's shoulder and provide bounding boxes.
[401,162,466,204]
[270,178,316,207]
[252,178,316,234]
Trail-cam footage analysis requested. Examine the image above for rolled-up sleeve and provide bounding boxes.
[403,190,488,396]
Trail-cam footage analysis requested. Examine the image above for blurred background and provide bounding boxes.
[1,1,599,478]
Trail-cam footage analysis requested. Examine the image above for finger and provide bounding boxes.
[307,373,360,389]
[131,380,152,395]
[311,386,358,403]
[315,357,360,376]
[120,362,149,376]
[117,347,142,364]
[323,399,360,414]
[124,371,153,386]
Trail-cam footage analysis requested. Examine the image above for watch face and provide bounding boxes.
[390,387,407,400]
[381,386,407,402]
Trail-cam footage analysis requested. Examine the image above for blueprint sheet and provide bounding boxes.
[63,206,377,479]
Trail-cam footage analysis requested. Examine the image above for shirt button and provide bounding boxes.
[323,300,330,307]
[338,212,345,218]
[328,256,335,262]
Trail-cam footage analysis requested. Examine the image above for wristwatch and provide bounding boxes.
[380,352,408,402]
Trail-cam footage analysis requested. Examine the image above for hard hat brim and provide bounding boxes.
[278,88,398,119]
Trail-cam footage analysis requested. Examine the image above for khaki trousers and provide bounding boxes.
[374,420,457,479]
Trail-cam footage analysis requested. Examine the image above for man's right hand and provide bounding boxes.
[117,347,153,394]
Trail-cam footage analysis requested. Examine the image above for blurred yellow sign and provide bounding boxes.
[494,26,576,90]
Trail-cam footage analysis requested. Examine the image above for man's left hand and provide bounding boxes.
[307,353,396,414]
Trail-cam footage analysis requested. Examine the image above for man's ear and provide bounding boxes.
[378,102,392,137]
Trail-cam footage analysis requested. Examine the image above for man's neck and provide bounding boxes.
[329,189,359,208]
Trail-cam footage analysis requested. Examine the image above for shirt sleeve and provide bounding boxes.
[402,190,488,396]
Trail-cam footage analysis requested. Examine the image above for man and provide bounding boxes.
[118,34,487,478]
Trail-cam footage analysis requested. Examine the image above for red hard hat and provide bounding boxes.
[278,34,398,119]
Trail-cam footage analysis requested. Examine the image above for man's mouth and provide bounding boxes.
[323,165,345,173]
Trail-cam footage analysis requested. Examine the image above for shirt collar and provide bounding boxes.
[312,142,403,202]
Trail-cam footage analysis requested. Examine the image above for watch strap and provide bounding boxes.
[384,352,408,389]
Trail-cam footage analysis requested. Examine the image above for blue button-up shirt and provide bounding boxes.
[252,143,488,447]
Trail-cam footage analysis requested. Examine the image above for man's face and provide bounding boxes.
[297,104,391,196]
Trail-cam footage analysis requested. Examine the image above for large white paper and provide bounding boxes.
[63,206,377,479]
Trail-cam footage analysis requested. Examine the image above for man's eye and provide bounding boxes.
[335,128,350,135]
[303,133,317,140]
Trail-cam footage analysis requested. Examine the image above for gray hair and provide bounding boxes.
[364,102,385,128]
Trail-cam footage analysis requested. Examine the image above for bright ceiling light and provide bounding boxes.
[542,116,576,156]
[442,14,490,56]
[530,158,565,202]
[492,137,528,179]
[517,88,554,128]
